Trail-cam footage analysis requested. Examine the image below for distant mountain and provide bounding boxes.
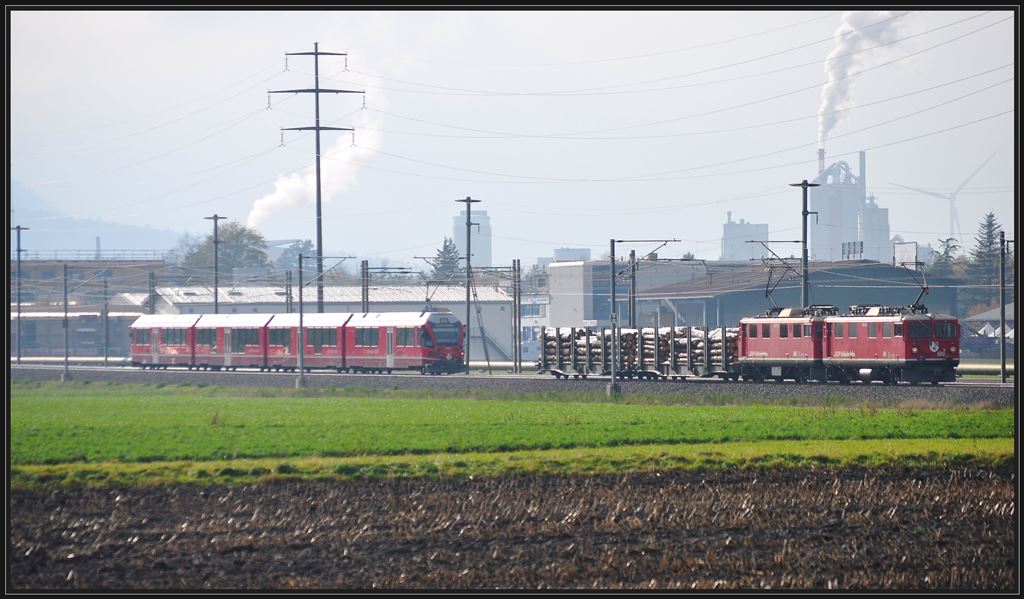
[10,181,183,254]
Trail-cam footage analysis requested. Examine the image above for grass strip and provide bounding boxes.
[9,438,1013,490]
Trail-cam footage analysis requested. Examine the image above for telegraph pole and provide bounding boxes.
[999,231,1006,383]
[271,43,365,314]
[62,264,69,381]
[456,196,480,374]
[297,254,305,388]
[204,214,226,314]
[609,239,618,395]
[11,225,28,364]
[789,179,819,308]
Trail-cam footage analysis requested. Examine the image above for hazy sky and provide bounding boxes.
[9,9,1016,267]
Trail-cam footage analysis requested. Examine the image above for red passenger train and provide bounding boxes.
[129,311,465,374]
[737,304,959,385]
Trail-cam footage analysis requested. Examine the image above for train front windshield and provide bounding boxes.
[432,323,461,346]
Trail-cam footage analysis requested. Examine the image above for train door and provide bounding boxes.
[386,327,395,369]
[224,329,232,367]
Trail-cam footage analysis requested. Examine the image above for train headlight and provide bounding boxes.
[952,346,958,353]
[911,346,918,353]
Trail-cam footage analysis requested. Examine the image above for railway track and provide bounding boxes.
[10,364,1015,404]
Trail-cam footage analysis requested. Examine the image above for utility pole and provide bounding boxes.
[271,43,365,314]
[629,249,638,328]
[999,231,1006,383]
[103,279,109,367]
[62,264,69,382]
[609,239,618,395]
[361,259,370,313]
[456,196,480,374]
[11,225,28,364]
[789,179,819,308]
[297,254,305,388]
[204,214,226,314]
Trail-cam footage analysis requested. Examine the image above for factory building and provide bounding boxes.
[453,209,492,268]
[720,212,769,261]
[810,150,892,262]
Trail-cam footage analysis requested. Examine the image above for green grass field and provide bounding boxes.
[9,381,1014,487]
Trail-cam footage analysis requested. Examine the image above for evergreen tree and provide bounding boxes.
[275,240,315,273]
[928,237,961,279]
[964,212,1003,312]
[429,237,464,283]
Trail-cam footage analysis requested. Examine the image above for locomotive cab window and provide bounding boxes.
[894,323,903,337]
[804,324,813,337]
[867,323,877,338]
[761,324,770,338]
[834,323,843,338]
[908,321,932,339]
[793,324,802,338]
[883,323,893,338]
[847,324,858,338]
[936,322,957,338]
[420,329,434,348]
[779,324,787,338]
[748,324,757,338]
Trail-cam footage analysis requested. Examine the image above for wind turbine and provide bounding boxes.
[891,152,997,243]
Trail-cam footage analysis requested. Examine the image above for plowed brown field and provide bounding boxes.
[9,467,1016,591]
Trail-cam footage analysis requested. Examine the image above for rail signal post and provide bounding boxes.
[271,43,365,313]
[789,179,819,308]
[457,196,480,374]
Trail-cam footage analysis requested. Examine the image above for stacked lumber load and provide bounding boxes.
[640,328,658,369]
[572,328,602,371]
[707,327,740,368]
[540,327,574,371]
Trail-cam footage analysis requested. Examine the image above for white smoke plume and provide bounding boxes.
[247,107,382,230]
[817,11,905,146]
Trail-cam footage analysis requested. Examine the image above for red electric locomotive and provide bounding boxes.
[824,304,960,385]
[737,305,835,383]
[130,311,465,374]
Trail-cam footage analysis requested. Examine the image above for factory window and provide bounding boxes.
[834,324,844,338]
[779,324,788,338]
[230,329,259,353]
[761,324,770,338]
[162,328,187,345]
[196,329,216,349]
[868,323,877,338]
[269,329,291,352]
[397,328,416,346]
[355,328,379,347]
[848,324,858,338]
[883,323,893,338]
[521,303,545,317]
[748,324,757,338]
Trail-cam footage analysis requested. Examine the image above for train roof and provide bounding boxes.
[130,314,202,329]
[193,314,274,328]
[267,313,354,328]
[347,312,437,327]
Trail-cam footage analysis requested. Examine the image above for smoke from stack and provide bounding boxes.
[817,11,906,146]
[818,148,825,174]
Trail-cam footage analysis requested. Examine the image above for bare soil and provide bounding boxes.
[8,466,1017,591]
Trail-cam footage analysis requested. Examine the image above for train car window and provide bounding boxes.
[834,323,843,338]
[355,328,379,347]
[848,324,858,338]
[883,323,893,338]
[269,329,291,351]
[230,329,260,353]
[804,324,812,337]
[793,324,802,338]
[307,328,336,350]
[779,324,788,338]
[894,323,903,337]
[936,322,958,338]
[762,324,770,338]
[748,324,757,338]
[135,329,151,345]
[420,329,434,348]
[162,328,187,345]
[397,328,415,346]
[196,329,216,348]
[908,321,932,338]
[868,323,877,338]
